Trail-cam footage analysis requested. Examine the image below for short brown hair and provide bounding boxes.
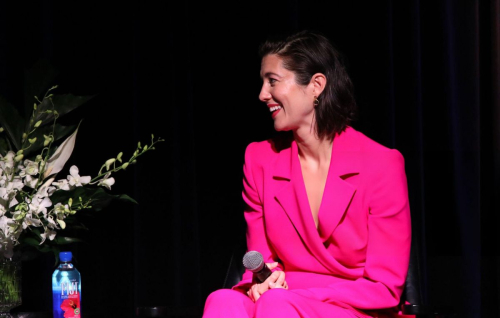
[259,30,357,140]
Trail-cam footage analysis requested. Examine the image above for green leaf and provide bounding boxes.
[23,58,59,118]
[49,186,138,212]
[0,95,25,151]
[38,94,95,126]
[23,123,77,158]
[20,237,41,247]
[54,236,83,245]
[0,135,12,156]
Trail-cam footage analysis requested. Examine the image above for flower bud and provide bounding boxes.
[57,219,66,229]
[28,137,37,144]
[0,127,4,132]
[105,158,116,170]
[14,212,25,221]
[14,154,23,162]
[117,152,123,163]
[121,162,129,170]
[34,120,42,128]
[43,134,52,146]
[68,198,73,207]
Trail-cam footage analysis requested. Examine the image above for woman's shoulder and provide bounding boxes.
[343,127,395,151]
[245,133,293,157]
[342,127,405,167]
[344,126,402,152]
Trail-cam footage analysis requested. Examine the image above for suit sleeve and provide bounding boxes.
[232,143,282,292]
[291,149,411,310]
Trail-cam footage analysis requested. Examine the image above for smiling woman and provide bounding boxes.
[202,30,411,318]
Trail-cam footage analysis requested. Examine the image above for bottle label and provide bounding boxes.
[53,280,81,318]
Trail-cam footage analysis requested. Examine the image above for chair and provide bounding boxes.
[222,235,457,318]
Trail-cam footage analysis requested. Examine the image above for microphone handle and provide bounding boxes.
[254,264,272,283]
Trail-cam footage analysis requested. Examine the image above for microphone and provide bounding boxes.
[242,251,273,283]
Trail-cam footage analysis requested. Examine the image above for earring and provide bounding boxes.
[313,97,319,107]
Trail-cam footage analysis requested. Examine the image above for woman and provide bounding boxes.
[203,30,411,318]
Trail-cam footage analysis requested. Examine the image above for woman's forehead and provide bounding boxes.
[260,55,286,76]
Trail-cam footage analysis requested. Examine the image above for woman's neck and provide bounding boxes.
[294,131,333,168]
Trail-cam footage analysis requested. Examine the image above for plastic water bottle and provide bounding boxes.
[52,251,81,318]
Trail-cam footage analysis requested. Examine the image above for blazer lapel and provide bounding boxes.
[317,160,358,242]
[273,141,316,245]
[273,128,360,245]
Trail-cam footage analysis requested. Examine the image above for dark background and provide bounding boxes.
[0,1,498,317]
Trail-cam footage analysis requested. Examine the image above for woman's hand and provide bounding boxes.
[247,262,288,302]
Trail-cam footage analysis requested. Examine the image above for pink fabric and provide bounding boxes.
[203,127,411,317]
[203,288,359,318]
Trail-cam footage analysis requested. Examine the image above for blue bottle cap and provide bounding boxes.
[59,251,73,262]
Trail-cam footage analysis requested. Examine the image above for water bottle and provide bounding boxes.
[52,251,81,318]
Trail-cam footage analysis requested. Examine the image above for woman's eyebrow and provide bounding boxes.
[261,72,280,78]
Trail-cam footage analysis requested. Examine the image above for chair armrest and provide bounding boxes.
[401,304,457,317]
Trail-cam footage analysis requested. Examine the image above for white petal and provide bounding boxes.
[43,127,79,178]
[79,176,91,184]
[69,165,79,177]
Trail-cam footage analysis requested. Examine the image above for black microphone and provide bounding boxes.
[242,251,273,283]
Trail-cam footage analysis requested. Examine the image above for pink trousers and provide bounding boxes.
[202,288,360,318]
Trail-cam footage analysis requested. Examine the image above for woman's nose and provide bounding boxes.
[259,85,271,102]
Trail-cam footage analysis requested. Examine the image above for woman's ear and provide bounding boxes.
[311,73,327,96]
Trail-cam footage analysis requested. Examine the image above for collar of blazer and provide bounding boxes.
[272,127,360,246]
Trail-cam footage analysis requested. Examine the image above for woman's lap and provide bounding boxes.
[203,288,360,318]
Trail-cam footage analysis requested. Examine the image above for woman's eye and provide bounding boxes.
[268,78,277,85]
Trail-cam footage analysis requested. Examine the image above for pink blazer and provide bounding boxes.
[233,127,412,317]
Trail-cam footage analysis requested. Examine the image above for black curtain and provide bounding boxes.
[0,1,497,318]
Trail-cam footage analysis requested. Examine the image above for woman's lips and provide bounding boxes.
[268,104,282,118]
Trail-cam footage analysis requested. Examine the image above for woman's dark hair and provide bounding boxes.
[259,30,357,140]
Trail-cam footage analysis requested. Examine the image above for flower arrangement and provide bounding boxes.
[0,84,163,261]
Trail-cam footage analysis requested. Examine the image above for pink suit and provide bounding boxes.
[203,127,412,318]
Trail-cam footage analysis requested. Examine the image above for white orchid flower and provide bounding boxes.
[2,151,16,175]
[37,177,55,197]
[53,203,69,216]
[22,213,42,229]
[28,196,52,216]
[46,216,58,229]
[52,179,70,191]
[39,229,57,245]
[67,165,91,187]
[24,175,39,189]
[0,186,19,208]
[23,160,39,176]
[0,215,11,236]
[98,174,115,190]
[6,177,24,192]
